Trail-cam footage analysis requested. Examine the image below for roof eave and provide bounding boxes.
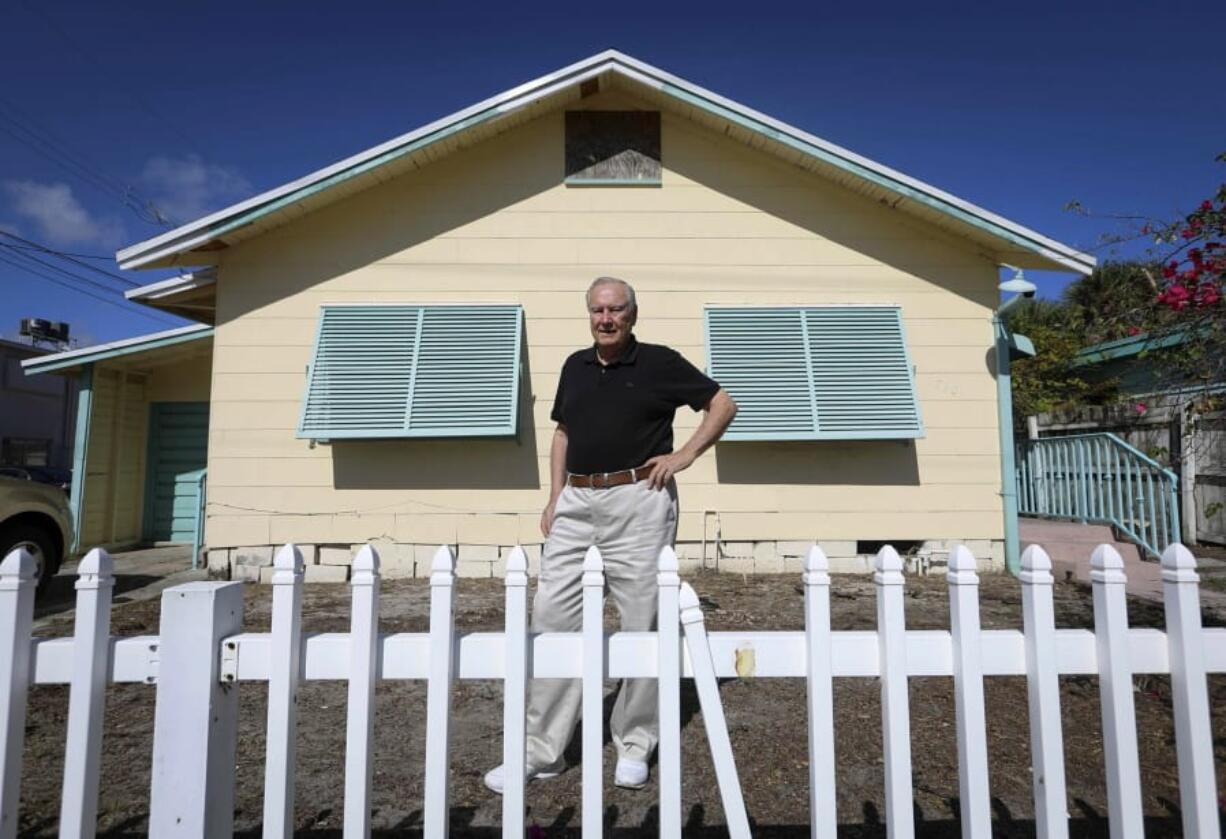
[114,49,1095,276]
[21,324,214,376]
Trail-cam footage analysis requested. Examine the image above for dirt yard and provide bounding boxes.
[17,569,1226,838]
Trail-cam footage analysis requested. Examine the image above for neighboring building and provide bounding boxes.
[26,51,1095,574]
[1029,331,1225,545]
[1,337,77,469]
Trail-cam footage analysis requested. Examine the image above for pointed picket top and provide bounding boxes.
[873,544,904,585]
[0,545,36,584]
[430,544,455,585]
[272,543,305,584]
[1019,544,1053,580]
[1090,543,1126,584]
[583,545,603,573]
[1160,543,1199,584]
[351,544,380,586]
[75,547,114,590]
[504,545,528,585]
[803,544,829,585]
[678,581,703,625]
[947,544,978,585]
[657,544,679,574]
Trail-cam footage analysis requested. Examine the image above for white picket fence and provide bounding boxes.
[1,540,1223,838]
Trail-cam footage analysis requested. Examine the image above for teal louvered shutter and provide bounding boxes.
[298,304,523,439]
[705,306,923,441]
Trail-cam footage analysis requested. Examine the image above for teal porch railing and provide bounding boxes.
[1015,433,1180,559]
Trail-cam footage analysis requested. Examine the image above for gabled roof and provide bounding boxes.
[21,323,213,375]
[116,50,1095,275]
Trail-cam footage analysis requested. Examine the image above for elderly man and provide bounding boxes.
[485,276,737,793]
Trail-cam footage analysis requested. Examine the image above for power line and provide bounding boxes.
[0,252,180,326]
[0,245,132,295]
[0,241,113,261]
[0,230,136,286]
[0,96,172,227]
[18,1,217,163]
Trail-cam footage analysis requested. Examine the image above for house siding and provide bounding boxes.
[206,90,1003,555]
[80,368,148,549]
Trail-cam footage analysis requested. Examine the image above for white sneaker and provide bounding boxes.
[483,762,562,795]
[614,758,649,789]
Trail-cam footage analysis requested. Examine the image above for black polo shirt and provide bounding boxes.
[550,337,720,474]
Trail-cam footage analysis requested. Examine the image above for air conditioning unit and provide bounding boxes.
[19,319,71,345]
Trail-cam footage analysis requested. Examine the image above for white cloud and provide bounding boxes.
[3,181,124,247]
[140,154,251,225]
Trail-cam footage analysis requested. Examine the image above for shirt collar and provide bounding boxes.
[584,335,639,367]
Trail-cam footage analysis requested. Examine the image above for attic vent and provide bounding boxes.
[565,111,661,185]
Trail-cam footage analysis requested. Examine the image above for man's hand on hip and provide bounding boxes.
[541,497,559,537]
[640,451,695,490]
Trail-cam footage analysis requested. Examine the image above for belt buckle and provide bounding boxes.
[597,471,610,489]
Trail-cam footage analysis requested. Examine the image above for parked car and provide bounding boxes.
[0,475,73,591]
[0,465,72,494]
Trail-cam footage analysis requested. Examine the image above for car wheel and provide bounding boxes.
[0,523,60,592]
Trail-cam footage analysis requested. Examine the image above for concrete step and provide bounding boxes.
[1020,538,1142,568]
[1019,518,1118,545]
[1019,517,1160,601]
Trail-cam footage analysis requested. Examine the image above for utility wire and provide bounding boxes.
[0,241,113,261]
[0,245,132,295]
[0,230,136,286]
[0,252,179,326]
[0,96,172,227]
[18,1,217,163]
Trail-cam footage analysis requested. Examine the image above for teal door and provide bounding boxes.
[143,402,209,543]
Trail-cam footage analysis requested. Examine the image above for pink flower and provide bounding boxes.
[1127,326,1142,336]
[1135,403,1148,415]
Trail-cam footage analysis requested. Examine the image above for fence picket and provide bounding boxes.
[656,546,682,839]
[947,546,991,839]
[803,545,837,839]
[1160,544,1220,838]
[0,549,36,839]
[343,546,380,839]
[875,546,914,839]
[679,583,751,839]
[582,546,605,839]
[1090,545,1144,839]
[1020,546,1069,839]
[423,545,457,839]
[59,548,114,839]
[501,547,529,839]
[264,544,305,839]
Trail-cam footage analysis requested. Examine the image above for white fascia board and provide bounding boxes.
[115,49,1094,275]
[20,323,212,374]
[124,270,217,301]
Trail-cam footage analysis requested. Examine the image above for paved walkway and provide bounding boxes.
[1020,517,1226,613]
[33,544,206,628]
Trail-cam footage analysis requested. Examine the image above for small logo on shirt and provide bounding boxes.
[625,381,635,388]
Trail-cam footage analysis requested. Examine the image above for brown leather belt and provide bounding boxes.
[567,468,647,489]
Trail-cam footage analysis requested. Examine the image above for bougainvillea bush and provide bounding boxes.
[1012,155,1225,421]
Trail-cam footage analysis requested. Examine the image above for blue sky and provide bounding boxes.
[2,1,1223,348]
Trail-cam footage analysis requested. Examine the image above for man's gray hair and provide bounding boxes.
[586,276,637,312]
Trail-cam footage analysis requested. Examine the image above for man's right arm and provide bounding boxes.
[541,423,569,536]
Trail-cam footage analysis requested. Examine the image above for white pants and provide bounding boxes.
[524,479,679,769]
